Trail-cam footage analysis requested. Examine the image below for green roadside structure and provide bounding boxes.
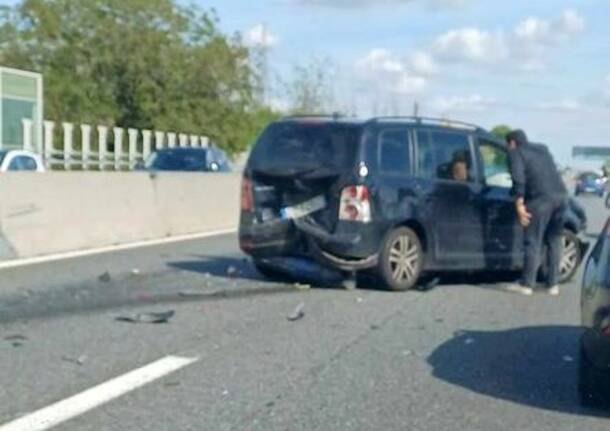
[0,66,43,150]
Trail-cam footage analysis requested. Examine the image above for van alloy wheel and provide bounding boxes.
[379,227,423,291]
[389,235,420,284]
[559,230,581,283]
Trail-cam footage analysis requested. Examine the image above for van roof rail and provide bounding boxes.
[282,112,345,121]
[368,116,483,131]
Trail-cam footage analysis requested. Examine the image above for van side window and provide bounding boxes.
[379,130,410,174]
[418,130,473,183]
[479,141,513,189]
[416,131,435,179]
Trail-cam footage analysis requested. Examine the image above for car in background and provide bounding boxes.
[0,149,45,172]
[143,147,231,172]
[575,172,605,197]
[239,116,588,290]
[580,218,610,406]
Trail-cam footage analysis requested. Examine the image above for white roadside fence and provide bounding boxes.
[21,118,211,171]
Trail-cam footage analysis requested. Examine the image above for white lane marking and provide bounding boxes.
[0,228,236,270]
[0,355,198,431]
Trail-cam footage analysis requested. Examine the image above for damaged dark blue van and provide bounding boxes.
[239,116,587,290]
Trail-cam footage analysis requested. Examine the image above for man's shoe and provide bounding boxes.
[502,283,534,296]
[547,286,560,296]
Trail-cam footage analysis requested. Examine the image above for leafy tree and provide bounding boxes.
[491,124,511,140]
[284,57,335,115]
[0,0,276,155]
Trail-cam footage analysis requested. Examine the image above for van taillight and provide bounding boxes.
[241,177,254,212]
[339,186,371,222]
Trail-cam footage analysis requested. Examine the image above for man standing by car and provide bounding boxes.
[506,130,568,296]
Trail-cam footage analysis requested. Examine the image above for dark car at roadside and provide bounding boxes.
[239,116,587,290]
[143,147,231,173]
[575,172,605,197]
[580,218,610,406]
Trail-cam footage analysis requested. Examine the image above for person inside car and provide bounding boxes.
[451,159,469,182]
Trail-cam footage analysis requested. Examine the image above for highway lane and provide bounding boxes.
[0,195,608,430]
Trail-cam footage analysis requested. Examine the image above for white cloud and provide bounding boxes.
[432,94,498,112]
[431,9,585,70]
[429,0,469,7]
[356,49,429,95]
[514,9,585,46]
[409,51,438,76]
[555,9,585,35]
[514,17,551,44]
[244,24,278,48]
[395,75,428,94]
[357,49,405,73]
[433,28,507,63]
[537,99,582,112]
[604,75,610,100]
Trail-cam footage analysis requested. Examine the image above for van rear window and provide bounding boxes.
[249,122,361,174]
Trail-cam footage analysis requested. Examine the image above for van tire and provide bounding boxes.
[378,227,423,291]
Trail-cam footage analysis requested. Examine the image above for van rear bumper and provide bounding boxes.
[239,216,379,271]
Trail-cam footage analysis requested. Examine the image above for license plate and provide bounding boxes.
[280,195,326,220]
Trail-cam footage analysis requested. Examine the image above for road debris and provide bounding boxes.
[287,303,305,321]
[4,334,28,342]
[356,297,364,303]
[342,273,357,290]
[131,268,141,276]
[115,310,175,324]
[179,290,206,298]
[5,334,27,348]
[401,350,413,357]
[62,355,88,366]
[417,277,441,292]
[135,292,153,302]
[370,324,381,331]
[226,266,238,278]
[294,283,311,291]
[98,271,112,283]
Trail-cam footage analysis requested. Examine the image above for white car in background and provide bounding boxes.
[0,149,45,172]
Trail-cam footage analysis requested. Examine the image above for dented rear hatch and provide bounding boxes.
[241,121,363,252]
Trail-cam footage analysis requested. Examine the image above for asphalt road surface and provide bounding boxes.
[0,195,608,431]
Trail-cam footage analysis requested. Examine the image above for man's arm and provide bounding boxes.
[508,150,531,227]
[508,149,526,199]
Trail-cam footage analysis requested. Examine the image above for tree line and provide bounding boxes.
[0,0,280,156]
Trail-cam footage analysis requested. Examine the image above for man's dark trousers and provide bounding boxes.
[522,196,566,288]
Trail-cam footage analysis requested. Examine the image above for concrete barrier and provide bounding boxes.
[0,172,241,261]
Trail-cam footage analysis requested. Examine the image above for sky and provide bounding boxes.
[2,0,608,167]
[202,0,610,168]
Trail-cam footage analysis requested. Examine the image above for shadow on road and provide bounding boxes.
[427,325,610,418]
[168,256,527,293]
[168,254,265,282]
[169,255,355,289]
